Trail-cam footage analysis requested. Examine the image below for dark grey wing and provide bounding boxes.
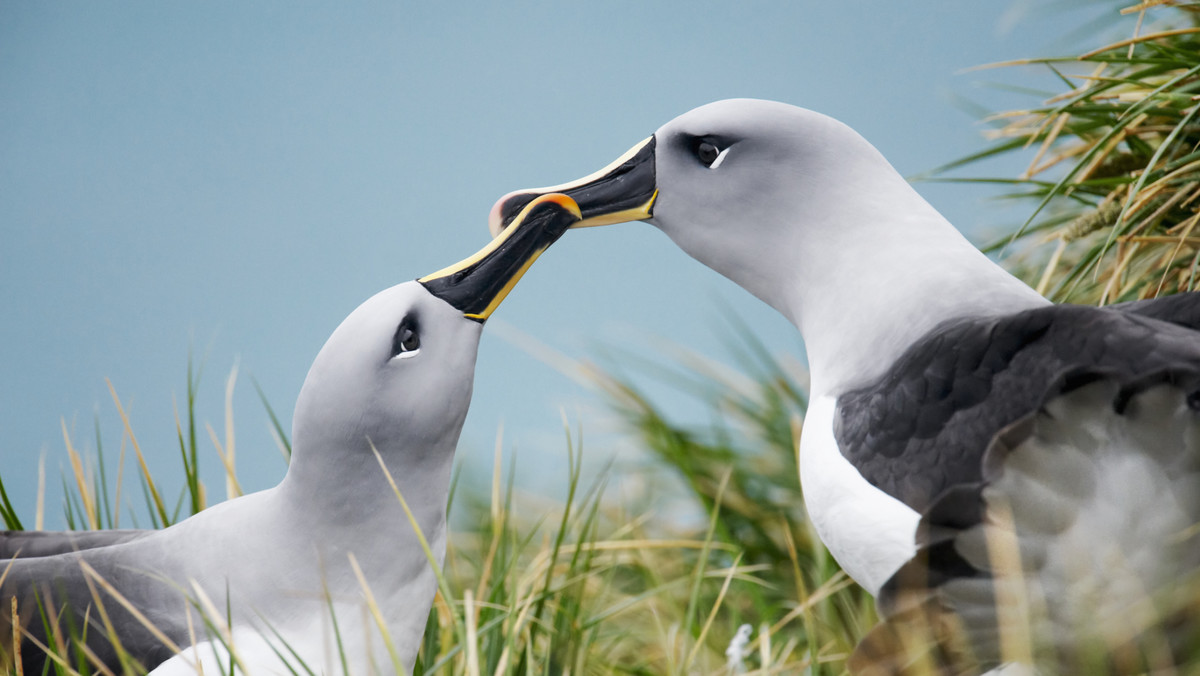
[1113,291,1200,331]
[0,529,153,559]
[852,369,1200,674]
[0,541,186,673]
[835,303,1200,513]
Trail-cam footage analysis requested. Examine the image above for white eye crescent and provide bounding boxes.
[709,146,731,170]
[391,319,421,360]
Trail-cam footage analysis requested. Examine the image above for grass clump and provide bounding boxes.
[940,1,1200,303]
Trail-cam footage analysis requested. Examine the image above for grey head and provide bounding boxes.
[289,281,483,472]
[487,99,1043,392]
[487,99,917,316]
[287,191,586,489]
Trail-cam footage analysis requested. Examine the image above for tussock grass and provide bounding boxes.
[940,0,1200,304]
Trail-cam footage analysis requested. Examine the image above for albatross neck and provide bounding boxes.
[790,187,1048,397]
[669,163,1047,399]
[278,434,459,547]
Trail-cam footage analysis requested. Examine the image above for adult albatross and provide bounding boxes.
[489,99,1200,672]
[0,194,582,675]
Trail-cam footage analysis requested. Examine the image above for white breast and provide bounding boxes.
[798,395,920,594]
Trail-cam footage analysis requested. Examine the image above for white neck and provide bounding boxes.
[663,136,1047,398]
[280,432,456,557]
[789,188,1047,396]
[275,435,456,669]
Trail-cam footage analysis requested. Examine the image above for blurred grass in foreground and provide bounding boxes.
[0,325,875,674]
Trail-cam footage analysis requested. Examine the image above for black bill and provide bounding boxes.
[421,193,581,322]
[488,136,656,237]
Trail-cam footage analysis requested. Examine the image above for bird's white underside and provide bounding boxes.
[799,395,920,594]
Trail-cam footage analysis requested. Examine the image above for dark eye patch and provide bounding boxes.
[678,134,736,168]
[391,315,420,359]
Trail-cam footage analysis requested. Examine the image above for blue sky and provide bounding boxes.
[1,2,1124,527]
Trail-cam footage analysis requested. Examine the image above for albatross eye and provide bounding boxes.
[694,139,730,169]
[391,316,421,360]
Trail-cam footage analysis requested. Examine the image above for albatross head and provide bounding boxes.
[488,98,934,324]
[291,280,483,465]
[488,99,1044,392]
[291,194,582,473]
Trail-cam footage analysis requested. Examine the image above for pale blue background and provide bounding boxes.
[2,2,1122,527]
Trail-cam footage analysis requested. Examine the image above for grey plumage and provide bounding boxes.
[834,303,1200,514]
[857,368,1200,673]
[0,529,151,559]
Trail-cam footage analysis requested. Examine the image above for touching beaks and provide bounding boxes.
[487,136,657,238]
[420,193,582,322]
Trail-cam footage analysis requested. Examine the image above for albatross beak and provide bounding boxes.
[487,136,657,238]
[420,193,581,322]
